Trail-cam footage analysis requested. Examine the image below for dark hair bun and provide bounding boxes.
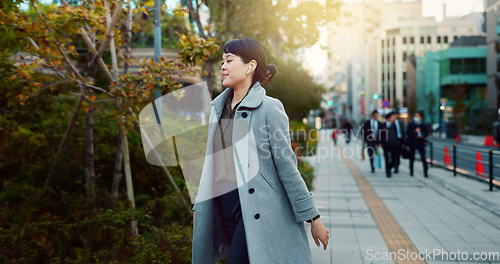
[266,64,277,82]
[267,64,277,75]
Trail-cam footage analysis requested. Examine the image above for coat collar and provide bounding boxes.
[211,81,266,115]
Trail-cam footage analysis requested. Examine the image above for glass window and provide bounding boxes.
[403,37,407,44]
[464,58,478,74]
[479,58,486,73]
[420,36,425,43]
[444,36,448,43]
[450,58,463,74]
[410,37,414,44]
[437,36,441,43]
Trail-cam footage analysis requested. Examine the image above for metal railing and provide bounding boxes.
[428,140,500,191]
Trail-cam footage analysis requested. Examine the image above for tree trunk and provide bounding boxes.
[85,102,96,204]
[123,0,132,74]
[111,0,133,200]
[109,0,127,199]
[45,95,84,189]
[205,58,215,95]
[110,124,124,198]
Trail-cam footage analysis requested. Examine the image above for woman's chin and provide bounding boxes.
[222,80,232,88]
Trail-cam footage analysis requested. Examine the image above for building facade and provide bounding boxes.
[416,41,487,130]
[485,0,500,116]
[364,18,482,117]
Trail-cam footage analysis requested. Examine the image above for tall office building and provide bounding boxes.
[485,0,500,116]
[364,17,482,115]
[323,0,422,123]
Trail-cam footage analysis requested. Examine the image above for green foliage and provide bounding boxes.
[0,1,332,262]
[289,120,317,190]
[290,120,318,157]
[204,0,340,52]
[131,4,192,49]
[0,182,193,263]
[267,58,325,121]
[298,160,315,191]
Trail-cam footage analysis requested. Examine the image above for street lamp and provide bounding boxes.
[440,98,446,137]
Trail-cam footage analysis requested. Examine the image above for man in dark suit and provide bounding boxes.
[362,110,381,173]
[392,112,405,173]
[380,112,404,177]
[406,112,429,177]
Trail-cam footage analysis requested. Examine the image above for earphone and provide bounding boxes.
[246,66,252,75]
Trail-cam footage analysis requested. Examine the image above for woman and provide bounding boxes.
[192,38,329,264]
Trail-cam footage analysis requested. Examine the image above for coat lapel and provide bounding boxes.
[210,82,265,189]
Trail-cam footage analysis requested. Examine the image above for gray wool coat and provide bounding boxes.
[191,81,320,264]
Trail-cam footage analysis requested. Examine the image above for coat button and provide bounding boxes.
[254,213,260,219]
[249,188,255,194]
[242,112,248,118]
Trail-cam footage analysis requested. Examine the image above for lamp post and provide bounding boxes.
[440,98,446,138]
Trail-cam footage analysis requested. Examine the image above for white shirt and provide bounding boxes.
[371,118,378,138]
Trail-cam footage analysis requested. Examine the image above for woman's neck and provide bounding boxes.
[231,79,253,108]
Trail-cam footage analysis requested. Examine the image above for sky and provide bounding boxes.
[421,0,484,21]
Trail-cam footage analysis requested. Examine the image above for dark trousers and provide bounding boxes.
[345,132,351,144]
[214,188,249,264]
[383,146,400,175]
[366,142,378,170]
[409,144,428,175]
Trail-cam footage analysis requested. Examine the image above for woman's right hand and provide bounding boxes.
[311,219,330,250]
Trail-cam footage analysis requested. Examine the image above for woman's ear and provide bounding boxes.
[250,60,257,71]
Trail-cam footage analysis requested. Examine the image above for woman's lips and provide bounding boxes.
[222,74,229,78]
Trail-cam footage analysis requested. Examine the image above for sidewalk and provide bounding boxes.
[305,130,500,264]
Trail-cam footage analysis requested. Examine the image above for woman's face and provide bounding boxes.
[221,53,254,88]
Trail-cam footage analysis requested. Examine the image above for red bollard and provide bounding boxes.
[476,151,485,177]
[444,146,451,166]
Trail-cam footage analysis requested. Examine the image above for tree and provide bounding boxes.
[184,0,340,94]
[1,0,218,206]
[266,57,325,120]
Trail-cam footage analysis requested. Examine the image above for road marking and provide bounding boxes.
[339,148,427,264]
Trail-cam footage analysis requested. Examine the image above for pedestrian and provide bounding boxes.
[392,112,405,173]
[406,112,429,177]
[362,110,381,173]
[332,126,338,146]
[380,112,404,177]
[191,38,330,264]
[341,119,353,144]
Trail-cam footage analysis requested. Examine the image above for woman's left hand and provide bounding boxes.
[311,219,330,250]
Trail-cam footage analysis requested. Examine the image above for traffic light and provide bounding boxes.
[373,94,379,100]
[328,100,333,106]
